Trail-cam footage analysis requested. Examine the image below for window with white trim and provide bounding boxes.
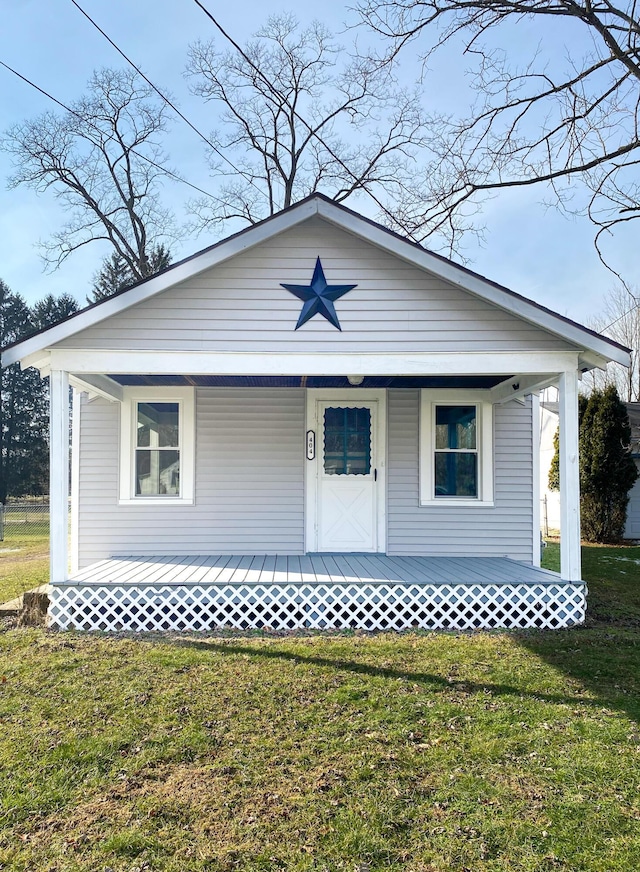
[420,391,494,506]
[119,387,195,505]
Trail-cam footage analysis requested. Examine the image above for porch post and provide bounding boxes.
[69,387,80,575]
[49,369,69,585]
[531,392,541,567]
[558,370,581,581]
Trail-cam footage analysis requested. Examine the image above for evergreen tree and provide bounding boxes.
[579,386,638,543]
[1,285,79,502]
[548,395,588,492]
[0,282,49,501]
[548,426,560,494]
[88,244,171,303]
[31,293,79,331]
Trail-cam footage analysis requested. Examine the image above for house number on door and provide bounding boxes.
[306,430,316,460]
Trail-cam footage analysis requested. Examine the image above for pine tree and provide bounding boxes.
[31,293,79,331]
[0,283,49,501]
[88,244,171,303]
[548,395,588,492]
[579,386,638,542]
[1,285,79,502]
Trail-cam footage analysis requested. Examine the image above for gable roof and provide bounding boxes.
[1,193,630,368]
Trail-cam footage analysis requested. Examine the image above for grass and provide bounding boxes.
[0,532,49,603]
[0,542,639,869]
[543,541,640,624]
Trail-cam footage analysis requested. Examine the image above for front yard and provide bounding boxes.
[0,542,639,870]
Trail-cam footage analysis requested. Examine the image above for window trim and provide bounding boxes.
[119,386,195,505]
[419,390,494,507]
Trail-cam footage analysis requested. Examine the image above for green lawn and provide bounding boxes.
[0,533,49,603]
[0,543,639,870]
[543,541,640,624]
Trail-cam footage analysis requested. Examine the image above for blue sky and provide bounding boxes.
[0,0,635,323]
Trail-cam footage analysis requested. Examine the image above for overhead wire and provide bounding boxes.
[69,0,266,196]
[70,0,424,243]
[599,303,640,334]
[0,58,223,203]
[190,0,424,244]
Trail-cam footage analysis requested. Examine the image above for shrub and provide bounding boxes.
[579,386,638,542]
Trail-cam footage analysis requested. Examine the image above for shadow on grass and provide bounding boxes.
[516,541,640,723]
[172,632,640,724]
[514,626,640,722]
[543,542,640,627]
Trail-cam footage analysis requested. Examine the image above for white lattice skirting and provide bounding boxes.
[48,581,586,632]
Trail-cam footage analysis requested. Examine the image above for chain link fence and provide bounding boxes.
[0,503,50,540]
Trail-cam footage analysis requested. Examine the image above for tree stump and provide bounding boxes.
[19,591,49,627]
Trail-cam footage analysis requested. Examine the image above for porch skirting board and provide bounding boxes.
[48,579,586,633]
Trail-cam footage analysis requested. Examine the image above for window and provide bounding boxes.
[420,391,493,506]
[135,402,180,496]
[323,406,371,475]
[119,387,194,505]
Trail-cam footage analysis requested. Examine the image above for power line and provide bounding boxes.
[69,0,266,196]
[72,0,421,240]
[601,303,639,334]
[191,0,423,244]
[0,58,222,202]
[1,58,75,115]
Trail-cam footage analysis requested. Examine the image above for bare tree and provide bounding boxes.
[185,14,448,243]
[357,1,640,260]
[587,286,640,401]
[2,68,176,280]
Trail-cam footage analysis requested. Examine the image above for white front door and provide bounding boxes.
[306,390,386,553]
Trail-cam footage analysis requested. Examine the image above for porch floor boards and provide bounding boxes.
[67,554,567,587]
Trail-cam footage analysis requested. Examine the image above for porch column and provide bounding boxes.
[49,369,69,585]
[558,370,581,581]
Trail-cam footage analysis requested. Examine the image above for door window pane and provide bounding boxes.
[324,407,371,475]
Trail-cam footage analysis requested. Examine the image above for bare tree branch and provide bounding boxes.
[587,284,640,400]
[1,68,178,279]
[185,14,465,248]
[356,1,640,263]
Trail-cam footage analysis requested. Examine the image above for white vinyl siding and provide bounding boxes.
[387,390,534,561]
[58,217,579,355]
[624,459,640,539]
[76,388,305,567]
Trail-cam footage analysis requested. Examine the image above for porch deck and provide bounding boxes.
[68,553,562,588]
[48,554,586,633]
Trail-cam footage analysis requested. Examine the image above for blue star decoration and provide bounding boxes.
[280,257,357,331]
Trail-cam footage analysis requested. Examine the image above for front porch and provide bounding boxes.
[48,554,586,632]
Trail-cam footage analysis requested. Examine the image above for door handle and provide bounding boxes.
[374,468,377,481]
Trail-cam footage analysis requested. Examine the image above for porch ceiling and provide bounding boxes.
[107,375,509,389]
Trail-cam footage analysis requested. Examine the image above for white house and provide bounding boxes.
[539,396,639,541]
[1,195,630,631]
[625,403,640,540]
